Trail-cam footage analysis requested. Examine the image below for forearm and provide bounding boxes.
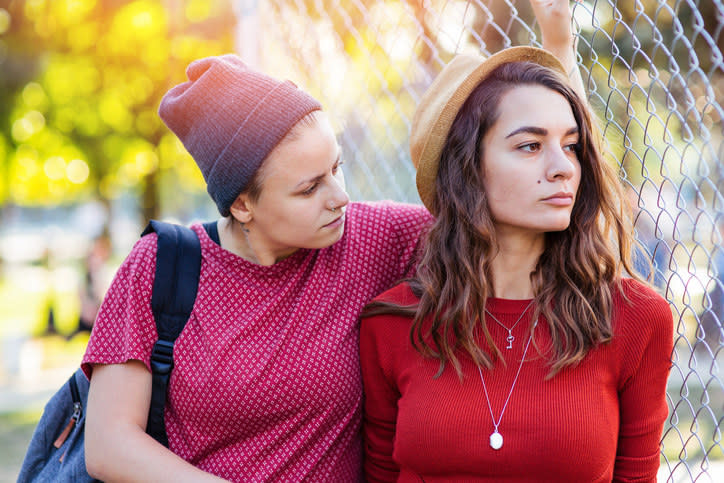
[85,361,228,483]
[85,421,226,483]
[542,34,586,102]
[531,0,587,101]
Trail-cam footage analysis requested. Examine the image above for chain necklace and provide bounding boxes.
[485,299,534,350]
[477,319,537,450]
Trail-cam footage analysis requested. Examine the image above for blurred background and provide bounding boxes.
[0,0,722,481]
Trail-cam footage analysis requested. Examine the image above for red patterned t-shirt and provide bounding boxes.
[82,201,432,482]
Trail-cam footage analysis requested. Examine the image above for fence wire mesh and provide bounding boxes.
[237,0,722,480]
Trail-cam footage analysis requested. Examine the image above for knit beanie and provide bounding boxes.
[158,54,322,216]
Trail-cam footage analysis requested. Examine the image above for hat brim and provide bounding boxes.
[410,46,568,213]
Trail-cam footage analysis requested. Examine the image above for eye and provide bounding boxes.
[518,142,540,153]
[564,142,580,153]
[301,183,319,196]
[332,160,345,175]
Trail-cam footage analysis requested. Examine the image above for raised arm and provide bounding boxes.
[530,0,587,101]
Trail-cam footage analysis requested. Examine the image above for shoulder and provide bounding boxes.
[361,282,417,351]
[117,231,159,278]
[371,281,420,306]
[615,278,671,317]
[610,279,674,387]
[361,283,418,333]
[347,201,432,227]
[613,278,674,340]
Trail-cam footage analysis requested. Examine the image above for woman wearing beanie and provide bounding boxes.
[359,3,673,482]
[81,2,584,482]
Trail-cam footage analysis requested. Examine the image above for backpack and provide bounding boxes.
[17,220,202,482]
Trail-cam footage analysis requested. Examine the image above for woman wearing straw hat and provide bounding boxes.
[360,11,674,483]
[81,1,586,482]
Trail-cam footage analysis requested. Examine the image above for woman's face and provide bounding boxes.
[481,84,581,238]
[238,112,349,259]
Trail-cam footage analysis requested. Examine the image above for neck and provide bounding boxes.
[489,230,544,299]
[218,217,297,266]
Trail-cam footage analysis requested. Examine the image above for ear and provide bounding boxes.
[229,194,253,224]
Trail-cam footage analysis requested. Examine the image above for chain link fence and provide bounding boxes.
[237,0,722,480]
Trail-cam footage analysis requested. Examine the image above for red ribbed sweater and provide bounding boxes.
[360,279,673,482]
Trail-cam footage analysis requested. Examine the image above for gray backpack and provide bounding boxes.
[17,221,203,482]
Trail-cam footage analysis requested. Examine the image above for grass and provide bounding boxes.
[0,410,40,482]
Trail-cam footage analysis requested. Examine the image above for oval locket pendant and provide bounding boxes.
[490,431,503,450]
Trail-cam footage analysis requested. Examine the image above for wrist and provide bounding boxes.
[542,38,578,75]
[541,29,578,50]
[541,36,577,53]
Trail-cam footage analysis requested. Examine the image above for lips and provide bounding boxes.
[542,191,574,201]
[540,191,575,208]
[324,213,345,228]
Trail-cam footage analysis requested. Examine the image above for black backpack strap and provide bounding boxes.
[140,220,201,447]
[202,220,220,245]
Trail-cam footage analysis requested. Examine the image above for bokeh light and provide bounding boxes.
[0,8,11,34]
[44,156,66,181]
[66,158,89,184]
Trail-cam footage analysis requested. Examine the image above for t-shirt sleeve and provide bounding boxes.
[380,202,433,279]
[360,312,401,483]
[81,233,159,379]
[614,281,674,482]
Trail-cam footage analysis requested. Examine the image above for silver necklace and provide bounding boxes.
[477,319,537,450]
[485,299,534,350]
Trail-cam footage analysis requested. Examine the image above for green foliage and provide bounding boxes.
[0,0,234,218]
[576,0,722,195]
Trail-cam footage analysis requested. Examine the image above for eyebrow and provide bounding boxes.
[505,126,579,138]
[294,148,342,189]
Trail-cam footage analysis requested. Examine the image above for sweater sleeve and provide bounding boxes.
[360,312,402,482]
[614,281,674,482]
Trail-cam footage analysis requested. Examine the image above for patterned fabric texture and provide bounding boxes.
[82,201,432,482]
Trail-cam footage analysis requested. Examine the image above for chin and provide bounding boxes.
[313,228,346,250]
[329,228,345,245]
[538,218,572,232]
[549,222,572,232]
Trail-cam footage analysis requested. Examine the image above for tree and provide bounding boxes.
[0,0,235,225]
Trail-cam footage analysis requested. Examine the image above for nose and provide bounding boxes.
[329,173,350,210]
[546,145,578,181]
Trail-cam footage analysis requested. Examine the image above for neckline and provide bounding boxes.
[485,297,536,314]
[192,223,313,275]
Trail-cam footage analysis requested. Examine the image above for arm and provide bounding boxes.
[85,361,227,483]
[82,236,226,482]
[530,0,587,101]
[384,202,433,278]
[613,289,674,482]
[360,315,401,482]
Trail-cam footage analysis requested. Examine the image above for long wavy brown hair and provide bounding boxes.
[364,61,642,379]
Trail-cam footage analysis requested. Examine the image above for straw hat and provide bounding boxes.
[410,46,568,213]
